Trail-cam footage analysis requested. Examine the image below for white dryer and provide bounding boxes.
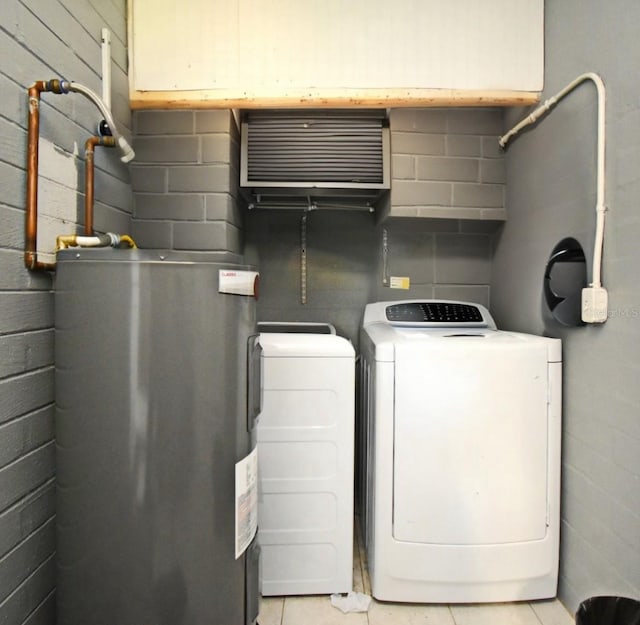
[257,325,355,596]
[359,300,562,603]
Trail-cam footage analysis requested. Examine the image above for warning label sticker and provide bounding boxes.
[235,446,258,559]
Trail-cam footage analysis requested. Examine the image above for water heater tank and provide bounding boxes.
[55,248,260,625]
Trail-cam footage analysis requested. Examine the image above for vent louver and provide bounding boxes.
[240,110,389,210]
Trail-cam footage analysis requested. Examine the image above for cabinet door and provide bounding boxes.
[129,0,543,107]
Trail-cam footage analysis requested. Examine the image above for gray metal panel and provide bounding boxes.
[243,111,387,184]
[55,249,257,625]
[240,111,390,210]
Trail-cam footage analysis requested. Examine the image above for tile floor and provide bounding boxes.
[258,520,575,625]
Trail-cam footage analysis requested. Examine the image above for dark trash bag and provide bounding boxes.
[576,596,640,625]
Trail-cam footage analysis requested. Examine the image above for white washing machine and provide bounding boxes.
[359,300,562,603]
[257,324,355,596]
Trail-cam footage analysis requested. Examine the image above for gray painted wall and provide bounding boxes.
[130,110,243,255]
[244,108,503,346]
[244,210,495,347]
[386,108,506,221]
[131,108,503,347]
[0,1,131,623]
[491,0,640,613]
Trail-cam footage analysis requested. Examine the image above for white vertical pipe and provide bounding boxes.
[101,28,112,110]
[498,72,607,289]
[588,73,606,288]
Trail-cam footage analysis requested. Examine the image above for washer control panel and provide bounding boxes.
[362,300,496,329]
[386,302,484,324]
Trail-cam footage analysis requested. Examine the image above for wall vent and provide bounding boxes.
[240,110,389,210]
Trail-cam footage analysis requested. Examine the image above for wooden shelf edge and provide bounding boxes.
[130,88,540,110]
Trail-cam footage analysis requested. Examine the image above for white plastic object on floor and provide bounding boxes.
[330,592,372,613]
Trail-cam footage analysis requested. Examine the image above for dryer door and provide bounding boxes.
[393,336,550,545]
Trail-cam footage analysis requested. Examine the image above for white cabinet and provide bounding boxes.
[128,0,543,109]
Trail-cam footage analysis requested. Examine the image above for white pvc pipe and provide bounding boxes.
[499,72,607,288]
[75,236,109,247]
[101,28,112,110]
[64,81,135,163]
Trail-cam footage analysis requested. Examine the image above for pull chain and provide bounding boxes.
[301,214,307,304]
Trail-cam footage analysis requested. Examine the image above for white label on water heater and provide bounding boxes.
[235,446,258,559]
[219,270,260,297]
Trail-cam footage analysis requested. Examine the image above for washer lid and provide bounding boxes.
[258,321,336,334]
[363,323,561,362]
[258,333,355,358]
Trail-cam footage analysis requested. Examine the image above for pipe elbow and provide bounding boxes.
[118,235,138,249]
[56,234,78,250]
[24,251,36,271]
[117,136,135,163]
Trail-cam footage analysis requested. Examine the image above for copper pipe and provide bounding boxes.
[25,80,118,269]
[25,80,68,272]
[84,135,116,236]
[25,80,135,270]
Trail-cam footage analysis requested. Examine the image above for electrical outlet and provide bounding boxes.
[582,286,608,323]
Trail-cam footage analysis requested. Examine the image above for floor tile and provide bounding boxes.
[369,600,455,625]
[530,599,575,625]
[282,595,368,625]
[259,517,576,625]
[450,602,541,625]
[259,596,284,625]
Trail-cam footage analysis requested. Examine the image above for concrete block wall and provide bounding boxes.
[130,110,243,254]
[491,0,640,613]
[245,210,493,346]
[0,2,131,624]
[245,108,501,345]
[387,108,506,221]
